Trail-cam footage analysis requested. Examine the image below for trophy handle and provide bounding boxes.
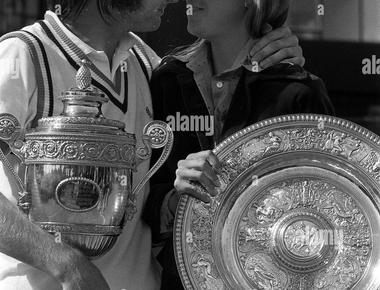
[0,113,29,213]
[0,113,25,160]
[132,121,173,197]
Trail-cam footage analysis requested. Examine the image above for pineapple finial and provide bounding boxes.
[76,59,92,90]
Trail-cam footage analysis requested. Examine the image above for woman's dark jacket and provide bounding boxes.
[143,57,335,289]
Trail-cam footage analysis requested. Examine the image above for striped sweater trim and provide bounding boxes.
[0,31,53,128]
[44,15,120,96]
[38,20,129,113]
[132,42,153,80]
[44,14,153,88]
[132,47,149,82]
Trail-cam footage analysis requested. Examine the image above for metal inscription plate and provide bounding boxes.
[55,177,102,212]
[175,114,380,290]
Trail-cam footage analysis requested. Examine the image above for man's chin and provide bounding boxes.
[133,18,162,33]
[187,23,204,39]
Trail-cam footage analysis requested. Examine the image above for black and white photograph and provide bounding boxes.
[0,0,380,289]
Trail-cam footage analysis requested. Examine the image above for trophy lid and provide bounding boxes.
[36,59,127,132]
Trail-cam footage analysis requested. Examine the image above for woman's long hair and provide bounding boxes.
[170,0,290,59]
[246,0,290,38]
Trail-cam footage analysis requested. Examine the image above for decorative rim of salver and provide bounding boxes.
[174,114,380,290]
[214,114,380,153]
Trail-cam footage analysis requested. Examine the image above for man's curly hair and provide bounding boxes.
[46,0,142,22]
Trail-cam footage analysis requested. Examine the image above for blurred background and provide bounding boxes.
[1,0,380,134]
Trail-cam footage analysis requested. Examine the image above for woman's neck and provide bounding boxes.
[209,28,251,75]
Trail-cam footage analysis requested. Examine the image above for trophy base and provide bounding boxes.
[36,222,122,258]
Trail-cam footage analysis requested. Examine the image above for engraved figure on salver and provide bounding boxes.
[244,252,287,290]
[191,254,224,290]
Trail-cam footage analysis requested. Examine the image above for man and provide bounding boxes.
[0,0,304,289]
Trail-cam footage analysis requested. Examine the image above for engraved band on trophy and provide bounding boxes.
[0,60,173,258]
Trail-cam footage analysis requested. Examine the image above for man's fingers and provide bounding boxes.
[249,26,292,57]
[282,56,306,67]
[261,23,273,35]
[252,34,298,63]
[260,46,303,69]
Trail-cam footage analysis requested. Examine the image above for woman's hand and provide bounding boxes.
[250,25,305,69]
[174,150,221,203]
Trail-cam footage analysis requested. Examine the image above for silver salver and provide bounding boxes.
[175,114,380,290]
[0,60,173,258]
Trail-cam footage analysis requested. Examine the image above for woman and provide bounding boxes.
[144,0,334,289]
